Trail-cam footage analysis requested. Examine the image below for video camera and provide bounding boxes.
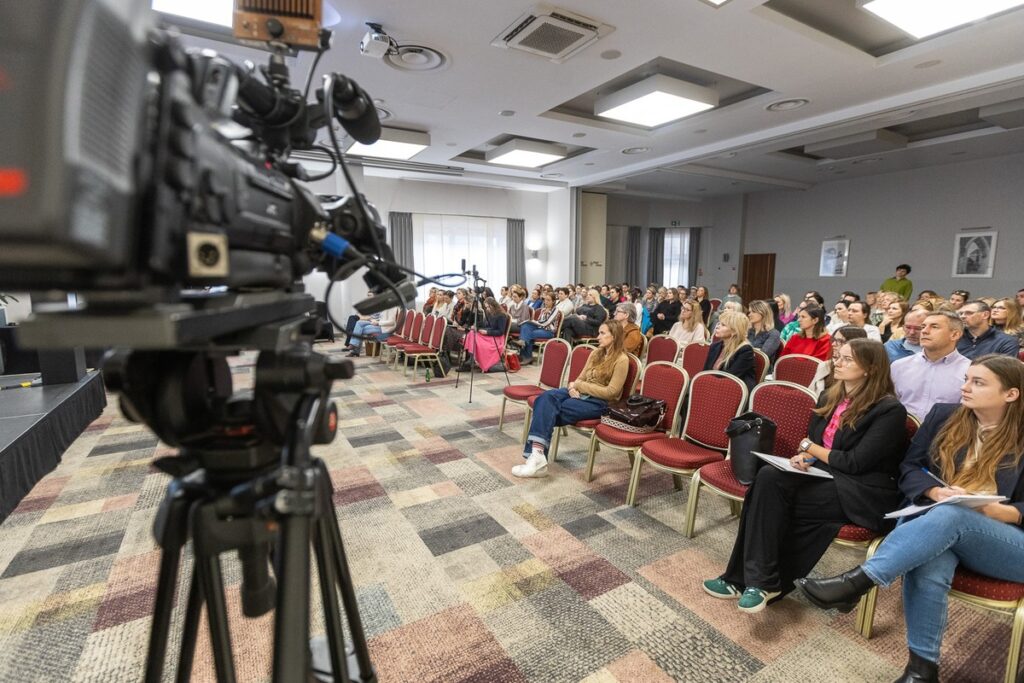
[0,0,413,350]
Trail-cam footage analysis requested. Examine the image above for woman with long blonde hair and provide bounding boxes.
[668,298,708,346]
[514,320,629,478]
[992,297,1024,344]
[703,310,756,391]
[799,355,1024,683]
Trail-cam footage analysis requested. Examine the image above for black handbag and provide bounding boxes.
[725,412,777,485]
[601,395,666,433]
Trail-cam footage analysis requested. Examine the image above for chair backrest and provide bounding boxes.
[565,344,595,385]
[647,335,680,364]
[709,298,722,313]
[750,381,817,456]
[1018,348,1024,363]
[639,362,690,433]
[537,338,570,390]
[906,413,921,448]
[429,317,447,350]
[682,371,749,450]
[408,312,425,344]
[399,310,415,339]
[533,307,544,321]
[502,314,514,347]
[752,348,770,384]
[635,333,649,360]
[774,354,823,387]
[681,342,711,380]
[418,314,436,346]
[620,353,643,401]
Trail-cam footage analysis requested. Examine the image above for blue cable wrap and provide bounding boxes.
[321,233,351,258]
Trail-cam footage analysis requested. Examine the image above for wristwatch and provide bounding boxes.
[799,438,813,453]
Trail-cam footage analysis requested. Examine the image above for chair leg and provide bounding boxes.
[856,536,884,639]
[683,473,701,538]
[549,429,560,462]
[672,474,684,491]
[1004,599,1024,683]
[584,434,599,482]
[728,499,742,517]
[521,408,531,444]
[498,397,507,432]
[625,455,644,506]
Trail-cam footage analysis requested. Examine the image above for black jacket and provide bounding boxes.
[652,300,681,335]
[477,312,508,337]
[575,303,607,336]
[704,342,756,392]
[899,403,1024,525]
[808,395,908,532]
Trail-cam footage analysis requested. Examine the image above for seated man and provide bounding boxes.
[956,300,1020,359]
[890,311,970,421]
[884,308,925,363]
[560,288,607,343]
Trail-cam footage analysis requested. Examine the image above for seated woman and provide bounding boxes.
[778,306,832,361]
[518,293,560,365]
[703,339,907,612]
[797,355,1024,683]
[513,321,629,478]
[431,290,453,320]
[810,325,868,396]
[669,298,709,347]
[506,287,532,334]
[879,299,908,343]
[423,287,437,314]
[747,300,782,362]
[613,303,644,356]
[461,298,510,372]
[775,293,795,327]
[704,311,756,392]
[652,289,682,336]
[560,288,607,343]
[780,299,810,343]
[992,297,1024,345]
[695,285,713,324]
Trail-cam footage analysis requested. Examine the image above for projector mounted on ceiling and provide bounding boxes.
[491,4,614,63]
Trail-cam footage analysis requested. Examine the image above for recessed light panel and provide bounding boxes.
[486,139,567,168]
[860,0,1024,39]
[347,128,430,160]
[595,75,718,128]
[152,0,232,26]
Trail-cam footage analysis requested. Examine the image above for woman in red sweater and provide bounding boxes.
[778,306,831,361]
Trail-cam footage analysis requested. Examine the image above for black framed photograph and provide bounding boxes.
[819,238,849,277]
[952,230,996,278]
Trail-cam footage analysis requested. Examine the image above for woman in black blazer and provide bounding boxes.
[702,338,907,613]
[799,355,1024,683]
[651,289,681,335]
[703,311,756,392]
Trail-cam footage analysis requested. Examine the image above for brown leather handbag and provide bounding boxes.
[600,395,666,433]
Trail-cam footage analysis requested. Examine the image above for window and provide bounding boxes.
[411,214,507,301]
[663,228,691,288]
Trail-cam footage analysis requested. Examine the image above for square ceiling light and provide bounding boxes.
[347,128,430,160]
[595,74,719,128]
[485,139,568,168]
[152,0,232,26]
[860,0,1024,39]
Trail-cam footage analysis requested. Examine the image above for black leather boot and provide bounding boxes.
[892,650,938,683]
[795,567,875,613]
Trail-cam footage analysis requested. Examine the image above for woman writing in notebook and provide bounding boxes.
[799,354,1024,683]
[702,339,907,613]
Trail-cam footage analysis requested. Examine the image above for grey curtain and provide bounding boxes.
[647,228,665,286]
[688,227,701,287]
[625,226,642,287]
[388,212,414,269]
[507,218,526,287]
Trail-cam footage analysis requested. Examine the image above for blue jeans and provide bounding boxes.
[519,323,553,359]
[350,320,382,350]
[525,388,607,457]
[862,504,1024,663]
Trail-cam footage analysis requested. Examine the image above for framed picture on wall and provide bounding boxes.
[818,238,849,277]
[952,230,997,278]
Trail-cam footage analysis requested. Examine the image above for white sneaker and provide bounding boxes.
[512,451,549,478]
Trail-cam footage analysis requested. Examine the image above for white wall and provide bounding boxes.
[744,152,1024,304]
[545,188,573,285]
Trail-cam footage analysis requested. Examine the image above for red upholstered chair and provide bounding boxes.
[406,317,448,379]
[380,310,415,363]
[774,353,823,387]
[548,353,642,462]
[1018,348,1024,363]
[626,371,748,507]
[680,342,711,382]
[391,312,426,369]
[531,313,564,364]
[684,381,816,537]
[498,338,569,435]
[401,315,435,376]
[949,569,1024,683]
[585,362,689,486]
[709,298,722,313]
[752,348,770,384]
[841,414,920,639]
[646,335,680,365]
[523,344,595,446]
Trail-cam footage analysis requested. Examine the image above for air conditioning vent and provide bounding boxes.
[492,4,614,63]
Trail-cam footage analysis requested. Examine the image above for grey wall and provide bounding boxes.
[744,152,1024,304]
[605,195,711,286]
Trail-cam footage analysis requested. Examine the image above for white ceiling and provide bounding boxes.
[179,0,1024,199]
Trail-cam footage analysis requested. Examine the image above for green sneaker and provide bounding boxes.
[702,578,742,599]
[737,587,781,613]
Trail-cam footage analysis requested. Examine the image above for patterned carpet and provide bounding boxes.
[0,341,1017,682]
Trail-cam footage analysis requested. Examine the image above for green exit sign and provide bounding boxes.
[670,220,680,226]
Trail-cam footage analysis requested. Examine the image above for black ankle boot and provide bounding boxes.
[892,650,938,683]
[795,567,874,613]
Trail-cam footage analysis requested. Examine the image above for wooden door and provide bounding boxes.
[741,253,776,302]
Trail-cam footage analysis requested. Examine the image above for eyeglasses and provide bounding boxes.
[834,355,857,366]
[831,338,845,345]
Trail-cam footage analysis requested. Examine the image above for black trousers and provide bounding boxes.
[560,317,598,343]
[721,465,847,596]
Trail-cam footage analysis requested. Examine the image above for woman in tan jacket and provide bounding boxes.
[513,320,629,478]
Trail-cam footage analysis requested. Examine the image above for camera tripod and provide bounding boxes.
[103,322,376,682]
[452,267,509,403]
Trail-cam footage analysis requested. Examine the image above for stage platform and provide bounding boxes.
[0,371,106,523]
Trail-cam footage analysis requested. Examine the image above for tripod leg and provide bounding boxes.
[175,569,204,683]
[313,508,351,683]
[193,507,238,683]
[273,514,312,682]
[144,541,184,683]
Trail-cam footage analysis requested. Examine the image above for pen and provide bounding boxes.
[921,467,949,488]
